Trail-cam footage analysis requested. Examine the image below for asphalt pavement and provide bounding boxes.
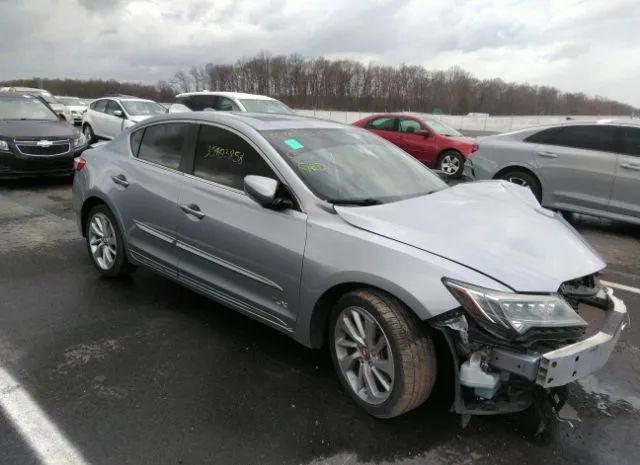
[0,177,639,465]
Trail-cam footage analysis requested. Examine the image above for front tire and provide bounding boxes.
[83,124,95,144]
[497,169,542,202]
[85,205,136,277]
[437,150,465,178]
[329,289,437,418]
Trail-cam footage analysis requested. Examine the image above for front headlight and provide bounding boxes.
[443,279,586,335]
[73,133,87,147]
[0,140,10,151]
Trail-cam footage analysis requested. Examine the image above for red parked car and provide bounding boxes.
[352,114,479,177]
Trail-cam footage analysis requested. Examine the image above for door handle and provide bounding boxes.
[537,151,558,158]
[621,162,640,171]
[111,174,129,187]
[180,203,205,220]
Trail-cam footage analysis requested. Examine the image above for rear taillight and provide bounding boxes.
[471,143,479,153]
[74,156,87,171]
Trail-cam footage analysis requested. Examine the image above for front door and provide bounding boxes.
[176,124,307,331]
[397,118,438,165]
[609,126,640,219]
[114,122,195,276]
[104,100,126,139]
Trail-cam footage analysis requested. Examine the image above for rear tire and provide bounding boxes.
[329,289,437,418]
[437,150,465,178]
[85,204,136,278]
[497,169,542,202]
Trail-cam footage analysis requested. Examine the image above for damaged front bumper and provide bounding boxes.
[435,286,628,416]
[494,288,627,388]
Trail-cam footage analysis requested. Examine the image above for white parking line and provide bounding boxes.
[602,280,640,296]
[0,366,89,465]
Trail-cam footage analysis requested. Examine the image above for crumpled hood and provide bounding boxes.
[335,181,606,293]
[0,120,77,139]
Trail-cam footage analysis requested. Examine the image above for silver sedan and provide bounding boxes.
[72,112,627,421]
[464,121,640,225]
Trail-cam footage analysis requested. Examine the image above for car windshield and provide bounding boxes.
[0,96,59,121]
[262,127,447,205]
[58,97,87,106]
[425,119,462,136]
[239,99,294,114]
[121,100,165,116]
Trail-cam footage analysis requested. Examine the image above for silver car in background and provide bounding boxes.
[57,96,89,125]
[72,112,627,421]
[465,121,640,224]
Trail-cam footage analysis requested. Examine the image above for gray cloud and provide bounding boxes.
[0,0,638,106]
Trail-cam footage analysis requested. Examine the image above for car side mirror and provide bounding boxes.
[416,129,430,138]
[113,110,124,118]
[244,175,280,208]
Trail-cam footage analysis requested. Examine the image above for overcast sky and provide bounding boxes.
[0,0,638,105]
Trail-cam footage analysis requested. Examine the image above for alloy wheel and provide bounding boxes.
[88,213,117,270]
[334,306,395,405]
[440,154,461,175]
[507,176,529,187]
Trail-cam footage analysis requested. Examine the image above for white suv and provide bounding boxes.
[168,91,294,114]
[82,96,166,142]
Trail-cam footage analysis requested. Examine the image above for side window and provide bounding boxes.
[622,127,640,157]
[193,125,275,189]
[526,125,619,152]
[93,100,108,113]
[367,117,397,131]
[105,100,122,116]
[137,123,190,170]
[524,127,562,144]
[130,128,144,156]
[399,119,423,134]
[215,97,239,112]
[553,126,619,152]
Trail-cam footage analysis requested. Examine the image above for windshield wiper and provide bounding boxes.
[327,198,383,206]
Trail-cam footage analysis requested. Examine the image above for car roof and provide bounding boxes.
[1,87,51,93]
[143,111,346,131]
[0,91,46,99]
[175,91,277,101]
[94,97,155,103]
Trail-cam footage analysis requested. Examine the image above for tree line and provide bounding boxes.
[166,53,636,115]
[3,52,637,115]
[0,77,175,103]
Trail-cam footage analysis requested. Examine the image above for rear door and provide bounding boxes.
[113,122,196,276]
[175,124,307,331]
[609,126,640,219]
[528,125,618,210]
[366,117,400,145]
[397,117,438,164]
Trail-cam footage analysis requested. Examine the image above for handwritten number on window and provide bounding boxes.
[204,145,244,164]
